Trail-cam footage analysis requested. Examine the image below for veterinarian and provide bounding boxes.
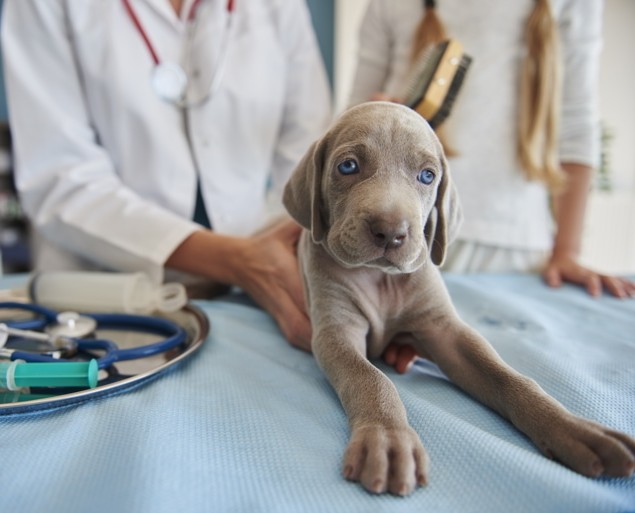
[1,0,331,349]
[349,0,635,299]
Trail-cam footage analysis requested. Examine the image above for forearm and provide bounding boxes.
[165,229,246,285]
[551,162,593,258]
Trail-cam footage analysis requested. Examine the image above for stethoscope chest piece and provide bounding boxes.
[123,0,235,108]
[151,62,188,104]
[46,312,98,339]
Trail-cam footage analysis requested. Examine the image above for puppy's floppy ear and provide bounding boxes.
[283,138,327,243]
[425,154,462,266]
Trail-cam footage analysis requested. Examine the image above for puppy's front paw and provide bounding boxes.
[342,424,428,496]
[537,416,635,478]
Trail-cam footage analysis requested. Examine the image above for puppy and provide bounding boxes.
[283,101,635,496]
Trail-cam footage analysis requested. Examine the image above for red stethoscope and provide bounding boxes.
[122,0,236,107]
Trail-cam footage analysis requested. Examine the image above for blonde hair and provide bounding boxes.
[410,0,565,191]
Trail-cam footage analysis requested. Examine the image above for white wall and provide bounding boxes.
[581,0,635,273]
[335,0,635,273]
[334,0,369,112]
[598,0,635,192]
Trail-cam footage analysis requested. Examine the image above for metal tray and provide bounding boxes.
[0,304,209,414]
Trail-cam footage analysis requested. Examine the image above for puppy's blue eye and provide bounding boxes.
[417,169,435,185]
[337,159,359,175]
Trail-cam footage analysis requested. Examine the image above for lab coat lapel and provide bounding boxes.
[138,0,188,27]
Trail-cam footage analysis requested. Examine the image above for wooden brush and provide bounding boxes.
[402,38,472,129]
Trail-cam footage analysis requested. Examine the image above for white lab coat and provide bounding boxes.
[2,0,332,282]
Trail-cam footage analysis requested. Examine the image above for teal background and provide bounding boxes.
[306,0,335,88]
[0,0,6,122]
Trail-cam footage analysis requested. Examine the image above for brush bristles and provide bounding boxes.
[403,42,448,109]
[401,39,472,129]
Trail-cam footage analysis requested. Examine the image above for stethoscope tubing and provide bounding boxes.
[122,0,235,107]
[0,302,187,369]
[1,301,57,331]
[122,0,205,66]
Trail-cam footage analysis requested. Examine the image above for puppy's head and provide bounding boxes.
[283,101,461,273]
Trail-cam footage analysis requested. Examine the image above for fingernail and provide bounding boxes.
[592,461,604,476]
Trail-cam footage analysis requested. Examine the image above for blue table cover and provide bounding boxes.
[0,273,633,513]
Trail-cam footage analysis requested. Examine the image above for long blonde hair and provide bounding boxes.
[411,0,565,191]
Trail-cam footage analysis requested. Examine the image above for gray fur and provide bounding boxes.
[283,102,635,496]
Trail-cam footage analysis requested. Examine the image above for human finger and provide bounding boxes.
[394,345,417,374]
[274,217,303,242]
[275,301,312,352]
[601,275,635,299]
[382,343,417,374]
[246,272,312,351]
[584,273,602,297]
[281,245,308,313]
[623,278,635,297]
[382,343,399,366]
[257,222,308,312]
[600,275,628,298]
[369,92,393,102]
[543,265,562,289]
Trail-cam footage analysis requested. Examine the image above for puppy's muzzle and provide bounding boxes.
[368,217,409,250]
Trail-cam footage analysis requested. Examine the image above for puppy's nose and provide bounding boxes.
[369,219,409,249]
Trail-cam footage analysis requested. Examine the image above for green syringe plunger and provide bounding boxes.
[0,359,98,390]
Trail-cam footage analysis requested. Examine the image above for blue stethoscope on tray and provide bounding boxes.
[122,0,236,107]
[0,302,187,370]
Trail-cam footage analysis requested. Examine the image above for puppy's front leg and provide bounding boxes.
[419,318,635,478]
[312,311,428,495]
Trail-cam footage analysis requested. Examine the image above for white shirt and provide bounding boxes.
[2,0,332,281]
[349,0,602,251]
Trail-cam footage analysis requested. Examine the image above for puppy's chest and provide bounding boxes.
[353,274,424,354]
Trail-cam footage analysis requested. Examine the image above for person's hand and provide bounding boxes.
[382,342,419,374]
[234,219,312,351]
[369,92,401,103]
[542,251,635,298]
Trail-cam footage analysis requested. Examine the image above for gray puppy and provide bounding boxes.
[283,101,635,496]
